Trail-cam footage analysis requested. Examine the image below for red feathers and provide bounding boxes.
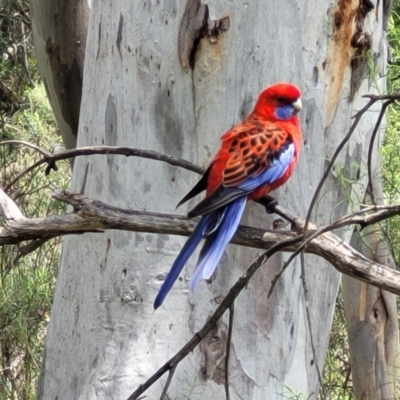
[253,83,302,120]
[206,83,302,199]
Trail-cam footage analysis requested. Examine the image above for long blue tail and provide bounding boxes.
[189,197,246,290]
[154,197,247,309]
[154,212,213,309]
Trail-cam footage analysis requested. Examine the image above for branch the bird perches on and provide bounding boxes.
[0,188,400,295]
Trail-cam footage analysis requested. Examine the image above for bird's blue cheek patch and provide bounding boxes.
[275,105,295,121]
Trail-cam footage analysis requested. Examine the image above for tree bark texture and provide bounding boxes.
[29,0,89,149]
[343,167,400,399]
[36,1,390,399]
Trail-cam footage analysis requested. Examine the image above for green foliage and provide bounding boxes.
[0,2,69,398]
[0,0,34,117]
[320,290,355,400]
[381,11,400,267]
[0,81,69,399]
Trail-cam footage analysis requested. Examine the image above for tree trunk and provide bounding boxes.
[341,3,400,395]
[29,0,89,149]
[36,1,390,399]
[343,171,400,399]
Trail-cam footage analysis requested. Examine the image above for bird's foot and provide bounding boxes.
[257,195,279,214]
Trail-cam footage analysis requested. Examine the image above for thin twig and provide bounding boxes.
[366,99,394,202]
[304,96,380,233]
[363,93,400,101]
[9,236,56,272]
[267,97,393,297]
[159,366,176,400]
[3,145,203,191]
[300,251,323,394]
[4,158,45,192]
[225,303,234,400]
[267,201,400,298]
[0,140,51,157]
[268,219,332,298]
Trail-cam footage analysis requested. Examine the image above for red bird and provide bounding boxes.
[154,83,302,309]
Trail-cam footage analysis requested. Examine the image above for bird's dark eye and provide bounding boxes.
[276,97,287,103]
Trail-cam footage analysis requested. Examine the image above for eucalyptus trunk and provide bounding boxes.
[343,170,400,399]
[34,0,392,399]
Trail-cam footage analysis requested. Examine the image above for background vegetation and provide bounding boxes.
[0,1,69,398]
[0,1,399,399]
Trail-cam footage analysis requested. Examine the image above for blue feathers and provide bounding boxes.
[238,143,295,192]
[153,212,213,309]
[189,197,247,291]
[153,199,246,309]
[275,105,297,121]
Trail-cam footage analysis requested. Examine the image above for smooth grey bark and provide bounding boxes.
[36,1,390,399]
[343,171,400,399]
[29,0,89,149]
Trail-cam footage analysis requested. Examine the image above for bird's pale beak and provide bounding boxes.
[292,98,302,112]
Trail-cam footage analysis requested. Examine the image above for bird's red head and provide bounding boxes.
[253,83,302,121]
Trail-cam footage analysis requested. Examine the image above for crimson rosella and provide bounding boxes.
[154,83,302,309]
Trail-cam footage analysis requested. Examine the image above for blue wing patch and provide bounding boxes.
[237,142,295,192]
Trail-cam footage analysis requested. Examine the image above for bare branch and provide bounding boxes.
[366,99,394,201]
[266,200,400,298]
[362,93,400,101]
[10,237,56,269]
[0,140,51,157]
[1,188,400,296]
[304,96,378,233]
[159,366,176,400]
[0,188,294,247]
[225,303,234,400]
[301,252,323,390]
[2,145,203,191]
